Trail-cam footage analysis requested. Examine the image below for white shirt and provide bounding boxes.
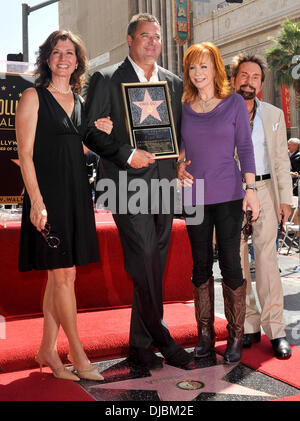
[126,56,159,163]
[252,98,270,175]
[127,55,159,82]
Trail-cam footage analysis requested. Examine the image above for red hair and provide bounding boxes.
[182,42,232,103]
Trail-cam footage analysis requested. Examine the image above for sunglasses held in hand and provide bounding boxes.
[41,223,60,248]
[241,210,253,241]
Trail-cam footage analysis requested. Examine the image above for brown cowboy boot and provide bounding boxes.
[222,280,246,364]
[193,277,215,358]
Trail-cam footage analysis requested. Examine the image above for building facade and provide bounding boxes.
[192,0,300,136]
[59,0,300,135]
[59,0,184,75]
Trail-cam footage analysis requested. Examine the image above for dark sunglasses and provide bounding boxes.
[41,223,60,249]
[241,210,253,240]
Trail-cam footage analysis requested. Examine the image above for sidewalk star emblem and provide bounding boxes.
[89,362,274,401]
[133,89,163,123]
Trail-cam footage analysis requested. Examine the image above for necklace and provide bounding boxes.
[198,94,217,112]
[49,81,71,95]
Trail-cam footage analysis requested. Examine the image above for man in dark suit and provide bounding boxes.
[85,13,194,370]
[288,138,300,196]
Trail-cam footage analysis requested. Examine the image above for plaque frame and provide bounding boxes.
[121,81,179,159]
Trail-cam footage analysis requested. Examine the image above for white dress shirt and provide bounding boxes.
[252,98,271,175]
[127,55,159,83]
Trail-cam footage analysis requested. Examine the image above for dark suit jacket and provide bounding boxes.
[290,150,300,195]
[290,150,300,173]
[84,58,183,187]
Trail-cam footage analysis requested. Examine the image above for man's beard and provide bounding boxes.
[237,84,256,100]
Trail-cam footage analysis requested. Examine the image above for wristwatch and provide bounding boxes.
[245,184,257,191]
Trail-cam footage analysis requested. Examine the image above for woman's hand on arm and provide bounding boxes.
[177,160,193,187]
[16,88,47,231]
[94,116,113,135]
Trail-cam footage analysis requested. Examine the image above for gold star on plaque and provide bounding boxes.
[133,89,163,123]
[1,86,6,91]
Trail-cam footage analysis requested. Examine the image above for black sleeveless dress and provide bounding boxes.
[19,87,99,271]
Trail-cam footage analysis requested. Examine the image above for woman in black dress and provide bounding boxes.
[16,31,113,381]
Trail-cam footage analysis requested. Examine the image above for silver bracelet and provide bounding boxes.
[245,184,257,191]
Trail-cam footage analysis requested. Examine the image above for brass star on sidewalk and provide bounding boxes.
[133,89,163,124]
[89,361,274,401]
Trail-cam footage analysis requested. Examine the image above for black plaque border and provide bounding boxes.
[121,82,179,159]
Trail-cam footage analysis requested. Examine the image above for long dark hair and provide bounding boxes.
[34,30,88,94]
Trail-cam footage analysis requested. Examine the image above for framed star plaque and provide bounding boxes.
[121,81,179,159]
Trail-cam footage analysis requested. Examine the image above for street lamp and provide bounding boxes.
[22,0,60,62]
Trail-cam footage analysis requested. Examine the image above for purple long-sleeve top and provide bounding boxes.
[181,93,256,205]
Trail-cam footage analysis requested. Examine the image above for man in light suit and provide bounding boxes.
[231,54,293,359]
[85,13,195,370]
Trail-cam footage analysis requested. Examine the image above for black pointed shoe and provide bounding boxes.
[242,332,261,349]
[270,337,292,359]
[164,348,197,370]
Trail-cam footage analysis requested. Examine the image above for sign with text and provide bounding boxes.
[0,73,34,204]
[174,0,191,46]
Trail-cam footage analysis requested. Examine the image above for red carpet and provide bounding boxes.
[2,312,300,401]
[274,394,300,401]
[2,213,299,401]
[0,214,194,318]
[0,368,94,401]
[216,337,300,389]
[0,303,228,373]
[0,303,228,401]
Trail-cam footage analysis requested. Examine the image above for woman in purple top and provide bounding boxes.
[177,42,259,364]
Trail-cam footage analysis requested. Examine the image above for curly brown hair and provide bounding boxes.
[34,30,88,94]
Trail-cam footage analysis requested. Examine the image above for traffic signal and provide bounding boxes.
[7,53,24,62]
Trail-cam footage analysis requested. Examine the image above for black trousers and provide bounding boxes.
[186,199,244,290]
[113,211,177,352]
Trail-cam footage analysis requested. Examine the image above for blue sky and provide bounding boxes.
[0,0,59,63]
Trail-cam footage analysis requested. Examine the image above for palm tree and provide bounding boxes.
[266,20,300,109]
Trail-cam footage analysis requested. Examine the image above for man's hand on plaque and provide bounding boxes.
[130,149,155,169]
